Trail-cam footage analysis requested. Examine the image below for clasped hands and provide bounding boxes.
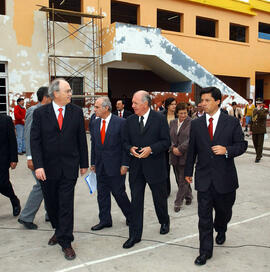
[130,146,152,159]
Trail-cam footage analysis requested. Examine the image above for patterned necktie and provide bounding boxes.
[100,119,106,144]
[139,116,144,134]
[208,117,213,140]
[58,108,63,130]
[119,111,122,118]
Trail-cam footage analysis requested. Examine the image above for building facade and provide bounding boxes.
[1,0,270,119]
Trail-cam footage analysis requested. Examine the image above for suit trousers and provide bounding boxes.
[0,169,17,201]
[252,133,264,160]
[40,176,77,249]
[197,184,236,256]
[172,165,192,207]
[19,171,48,223]
[96,173,131,224]
[129,164,169,240]
[165,151,171,196]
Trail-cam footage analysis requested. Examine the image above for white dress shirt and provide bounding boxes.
[206,109,221,135]
[52,101,66,119]
[139,108,150,126]
[100,113,112,132]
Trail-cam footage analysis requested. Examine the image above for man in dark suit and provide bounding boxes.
[122,90,170,249]
[90,97,131,231]
[31,78,89,260]
[0,114,21,217]
[185,87,247,266]
[113,99,132,119]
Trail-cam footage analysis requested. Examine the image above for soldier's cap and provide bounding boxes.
[256,98,264,104]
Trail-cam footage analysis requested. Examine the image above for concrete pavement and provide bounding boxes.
[0,133,270,272]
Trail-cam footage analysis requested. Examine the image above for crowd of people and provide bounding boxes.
[1,79,269,265]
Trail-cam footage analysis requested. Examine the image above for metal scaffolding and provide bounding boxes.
[38,5,104,102]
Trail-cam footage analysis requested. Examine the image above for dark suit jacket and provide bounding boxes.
[91,114,128,177]
[113,109,133,119]
[30,103,89,180]
[169,116,191,166]
[185,112,247,194]
[0,114,18,170]
[124,110,171,184]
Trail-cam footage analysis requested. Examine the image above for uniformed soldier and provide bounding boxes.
[250,98,269,163]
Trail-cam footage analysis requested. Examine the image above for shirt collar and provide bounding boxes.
[102,113,112,123]
[141,108,150,122]
[52,100,66,112]
[206,108,221,122]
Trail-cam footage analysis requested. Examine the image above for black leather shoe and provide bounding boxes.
[160,222,170,235]
[216,232,226,245]
[123,237,141,249]
[18,218,38,229]
[255,158,260,163]
[11,198,21,217]
[91,222,112,231]
[194,254,212,265]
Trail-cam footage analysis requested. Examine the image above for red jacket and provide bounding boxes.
[14,105,26,125]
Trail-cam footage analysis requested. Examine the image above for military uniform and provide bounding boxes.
[250,105,268,162]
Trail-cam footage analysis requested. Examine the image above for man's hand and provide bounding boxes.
[185,176,193,183]
[90,165,96,173]
[120,166,128,175]
[10,162,17,169]
[35,168,46,181]
[27,159,34,171]
[130,146,141,158]
[212,145,226,155]
[172,147,182,156]
[80,168,88,176]
[139,146,152,158]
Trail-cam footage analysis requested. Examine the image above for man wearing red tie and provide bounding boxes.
[30,78,89,260]
[113,99,132,119]
[185,87,247,266]
[90,97,131,231]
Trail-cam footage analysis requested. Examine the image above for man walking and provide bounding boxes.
[90,97,131,231]
[14,97,26,155]
[0,113,21,216]
[18,87,51,229]
[250,98,268,163]
[31,78,89,260]
[185,87,247,266]
[122,90,170,249]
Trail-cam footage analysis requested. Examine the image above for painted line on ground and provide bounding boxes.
[55,212,270,272]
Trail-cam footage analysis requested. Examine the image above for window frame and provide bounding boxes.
[196,16,218,38]
[230,23,248,43]
[157,9,182,33]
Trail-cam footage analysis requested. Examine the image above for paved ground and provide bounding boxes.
[0,129,270,272]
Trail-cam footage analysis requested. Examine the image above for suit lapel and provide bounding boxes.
[46,103,59,131]
[104,114,114,145]
[61,103,72,132]
[213,112,227,141]
[198,114,212,144]
[142,110,153,134]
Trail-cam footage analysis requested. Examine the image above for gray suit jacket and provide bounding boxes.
[24,103,42,157]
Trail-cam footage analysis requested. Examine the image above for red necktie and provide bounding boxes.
[208,117,213,140]
[100,119,106,144]
[119,111,122,118]
[58,108,63,130]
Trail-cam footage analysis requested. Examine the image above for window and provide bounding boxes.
[49,0,81,24]
[230,23,247,42]
[157,9,182,32]
[259,22,270,40]
[51,76,84,108]
[196,17,217,38]
[0,62,7,114]
[111,1,138,25]
[0,0,5,15]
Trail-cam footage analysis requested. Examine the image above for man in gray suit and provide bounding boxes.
[18,87,51,229]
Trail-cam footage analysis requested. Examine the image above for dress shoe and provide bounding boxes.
[174,206,181,213]
[91,222,112,231]
[160,222,170,235]
[194,254,212,265]
[45,217,50,222]
[255,158,260,163]
[185,199,192,205]
[18,218,38,230]
[122,237,141,249]
[62,247,76,260]
[48,234,58,246]
[215,232,226,245]
[11,198,21,216]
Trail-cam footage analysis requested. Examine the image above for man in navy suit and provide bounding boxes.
[122,90,170,249]
[185,87,247,265]
[113,99,132,119]
[90,97,131,231]
[31,78,89,260]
